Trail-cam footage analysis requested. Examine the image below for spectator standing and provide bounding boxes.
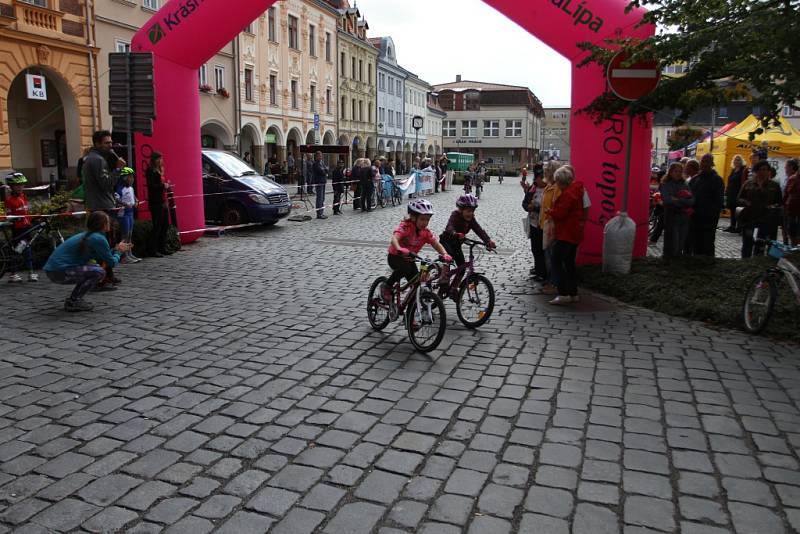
[439,156,448,192]
[312,151,329,219]
[522,170,547,281]
[146,151,172,258]
[756,140,769,162]
[688,154,724,256]
[44,211,129,312]
[784,158,800,245]
[332,159,345,215]
[83,130,122,286]
[287,153,295,182]
[299,153,312,196]
[356,158,374,212]
[738,160,783,257]
[724,155,747,233]
[539,161,563,296]
[660,162,694,259]
[547,166,586,305]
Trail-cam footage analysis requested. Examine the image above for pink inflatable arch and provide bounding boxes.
[133,0,653,262]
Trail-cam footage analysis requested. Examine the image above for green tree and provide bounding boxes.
[668,126,705,150]
[578,0,800,130]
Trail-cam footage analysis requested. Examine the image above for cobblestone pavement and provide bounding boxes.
[2,179,799,534]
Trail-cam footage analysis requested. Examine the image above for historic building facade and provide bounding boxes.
[330,1,376,163]
[239,0,338,172]
[434,76,544,169]
[542,107,570,163]
[426,92,445,160]
[0,0,99,185]
[371,36,405,168]
[403,72,431,168]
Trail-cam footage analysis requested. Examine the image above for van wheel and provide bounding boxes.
[222,204,247,227]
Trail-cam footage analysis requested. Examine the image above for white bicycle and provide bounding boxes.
[742,240,800,334]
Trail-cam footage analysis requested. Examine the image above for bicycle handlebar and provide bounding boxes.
[462,237,498,253]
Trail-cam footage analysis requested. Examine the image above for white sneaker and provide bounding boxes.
[549,296,571,305]
[128,254,142,263]
[8,274,22,283]
[28,273,38,282]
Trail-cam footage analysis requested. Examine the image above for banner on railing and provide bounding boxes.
[415,169,435,193]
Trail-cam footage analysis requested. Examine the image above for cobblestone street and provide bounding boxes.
[2,180,799,534]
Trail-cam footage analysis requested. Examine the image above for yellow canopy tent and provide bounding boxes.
[696,114,800,187]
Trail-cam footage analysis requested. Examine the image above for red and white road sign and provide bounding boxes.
[607,51,660,101]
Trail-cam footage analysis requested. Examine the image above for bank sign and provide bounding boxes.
[147,0,208,45]
[26,74,47,101]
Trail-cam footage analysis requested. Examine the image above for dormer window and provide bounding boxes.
[387,46,392,59]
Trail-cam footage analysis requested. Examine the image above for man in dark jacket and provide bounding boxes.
[312,151,329,219]
[83,130,122,286]
[332,159,345,215]
[689,154,725,256]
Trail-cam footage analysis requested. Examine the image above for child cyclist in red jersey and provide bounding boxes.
[4,172,38,282]
[382,199,452,301]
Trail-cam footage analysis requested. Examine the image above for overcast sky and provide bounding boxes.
[354,0,572,108]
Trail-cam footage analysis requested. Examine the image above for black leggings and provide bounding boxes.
[440,238,465,266]
[552,240,578,297]
[386,253,418,288]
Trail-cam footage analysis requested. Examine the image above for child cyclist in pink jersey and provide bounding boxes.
[383,199,452,301]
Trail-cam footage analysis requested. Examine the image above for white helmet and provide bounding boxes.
[407,199,434,215]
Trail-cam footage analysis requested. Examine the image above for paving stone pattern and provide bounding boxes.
[1,179,799,533]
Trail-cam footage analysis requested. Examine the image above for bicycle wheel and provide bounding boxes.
[742,272,778,334]
[456,274,495,328]
[406,289,446,353]
[367,276,391,331]
[0,244,12,280]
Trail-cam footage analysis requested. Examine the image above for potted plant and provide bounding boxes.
[218,87,230,98]
[199,84,213,93]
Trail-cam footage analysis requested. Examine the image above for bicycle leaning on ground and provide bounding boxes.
[367,254,449,353]
[427,237,496,328]
[742,240,800,334]
[0,218,65,280]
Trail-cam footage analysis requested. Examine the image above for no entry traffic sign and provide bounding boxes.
[607,51,660,101]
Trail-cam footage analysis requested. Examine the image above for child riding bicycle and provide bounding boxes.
[439,194,496,296]
[383,199,452,302]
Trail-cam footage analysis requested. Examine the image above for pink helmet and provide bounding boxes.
[456,193,479,208]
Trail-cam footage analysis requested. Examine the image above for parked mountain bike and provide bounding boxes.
[0,218,65,279]
[427,238,496,328]
[742,240,800,334]
[390,178,403,206]
[367,254,448,353]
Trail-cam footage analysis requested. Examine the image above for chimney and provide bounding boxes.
[456,74,462,82]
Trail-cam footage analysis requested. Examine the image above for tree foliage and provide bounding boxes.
[667,126,705,150]
[577,0,800,128]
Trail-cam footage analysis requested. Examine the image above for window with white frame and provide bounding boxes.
[115,40,130,53]
[199,65,208,86]
[783,105,794,117]
[291,79,298,109]
[351,57,356,80]
[396,80,401,95]
[483,120,499,137]
[461,120,477,137]
[358,100,363,121]
[352,99,356,120]
[358,60,363,81]
[505,119,522,137]
[341,96,346,119]
[388,110,393,126]
[214,65,225,91]
[269,74,277,105]
[368,103,372,123]
[310,84,316,112]
[143,0,158,10]
[340,53,346,76]
[368,65,372,85]
[326,88,331,114]
[443,120,456,137]
[325,33,331,62]
[396,111,402,127]
[308,25,316,56]
[387,76,393,95]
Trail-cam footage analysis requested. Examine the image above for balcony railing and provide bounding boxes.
[10,0,86,40]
